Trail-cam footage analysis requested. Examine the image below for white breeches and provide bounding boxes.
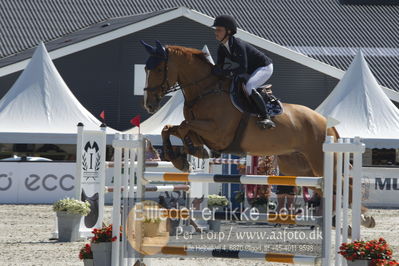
[244,64,273,95]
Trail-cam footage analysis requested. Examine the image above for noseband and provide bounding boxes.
[143,56,180,95]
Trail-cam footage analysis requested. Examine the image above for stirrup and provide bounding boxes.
[258,84,272,90]
[257,118,276,129]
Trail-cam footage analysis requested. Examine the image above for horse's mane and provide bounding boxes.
[166,45,213,66]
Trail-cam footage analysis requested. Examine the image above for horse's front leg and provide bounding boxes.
[161,125,180,161]
[166,119,217,156]
[169,123,211,159]
[161,124,195,172]
[161,120,216,172]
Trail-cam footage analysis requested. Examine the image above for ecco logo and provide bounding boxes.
[25,174,75,191]
[0,173,12,191]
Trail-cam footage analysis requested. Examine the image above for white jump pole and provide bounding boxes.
[322,135,334,266]
[351,137,365,240]
[135,134,146,265]
[74,123,84,199]
[342,139,351,243]
[334,139,343,266]
[121,134,130,266]
[111,133,122,266]
[127,134,137,266]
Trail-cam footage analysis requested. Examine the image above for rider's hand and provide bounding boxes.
[212,65,233,78]
[211,65,224,76]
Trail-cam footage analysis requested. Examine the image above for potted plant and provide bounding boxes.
[143,217,161,237]
[53,197,90,242]
[79,243,93,266]
[90,224,120,266]
[338,238,398,266]
[207,194,229,232]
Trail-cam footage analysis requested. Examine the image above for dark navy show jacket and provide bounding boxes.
[216,36,272,76]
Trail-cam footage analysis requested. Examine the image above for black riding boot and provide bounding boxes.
[250,90,276,129]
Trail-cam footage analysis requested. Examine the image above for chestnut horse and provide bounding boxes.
[140,41,374,228]
[141,42,335,179]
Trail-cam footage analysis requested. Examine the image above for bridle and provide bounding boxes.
[143,55,224,105]
[143,57,180,95]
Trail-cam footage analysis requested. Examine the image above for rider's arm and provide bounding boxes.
[212,46,232,77]
[231,41,248,75]
[216,45,225,66]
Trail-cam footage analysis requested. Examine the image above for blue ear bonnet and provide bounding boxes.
[145,55,167,70]
[140,40,168,70]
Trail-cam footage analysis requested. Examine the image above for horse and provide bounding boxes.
[141,41,334,180]
[140,40,375,229]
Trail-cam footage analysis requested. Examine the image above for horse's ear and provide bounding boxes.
[155,40,167,58]
[140,40,156,55]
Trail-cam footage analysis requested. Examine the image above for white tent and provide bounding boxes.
[0,43,119,144]
[316,50,399,148]
[124,45,214,145]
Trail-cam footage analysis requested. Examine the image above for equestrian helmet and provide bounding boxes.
[212,15,237,35]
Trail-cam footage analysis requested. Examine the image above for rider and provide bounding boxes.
[211,15,275,129]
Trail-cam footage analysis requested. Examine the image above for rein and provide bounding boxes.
[183,79,227,109]
[144,55,229,109]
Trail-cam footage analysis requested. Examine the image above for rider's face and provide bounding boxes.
[214,26,229,42]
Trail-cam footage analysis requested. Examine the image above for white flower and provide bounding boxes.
[52,197,91,216]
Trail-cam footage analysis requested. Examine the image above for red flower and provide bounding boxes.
[79,243,93,260]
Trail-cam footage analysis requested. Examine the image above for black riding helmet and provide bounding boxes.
[212,15,237,35]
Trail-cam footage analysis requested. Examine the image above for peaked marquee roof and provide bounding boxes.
[316,50,399,147]
[0,43,119,144]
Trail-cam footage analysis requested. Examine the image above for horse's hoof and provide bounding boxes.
[361,214,376,228]
[193,147,210,159]
[171,157,192,173]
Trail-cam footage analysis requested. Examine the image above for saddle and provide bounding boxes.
[230,77,283,117]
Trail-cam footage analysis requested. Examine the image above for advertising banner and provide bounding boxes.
[362,167,399,208]
[0,162,75,203]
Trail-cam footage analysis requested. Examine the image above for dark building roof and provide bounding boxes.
[1,0,399,90]
[0,9,174,68]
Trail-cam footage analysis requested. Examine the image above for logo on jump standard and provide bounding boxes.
[82,141,101,181]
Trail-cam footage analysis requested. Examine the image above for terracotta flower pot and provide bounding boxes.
[91,242,112,266]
